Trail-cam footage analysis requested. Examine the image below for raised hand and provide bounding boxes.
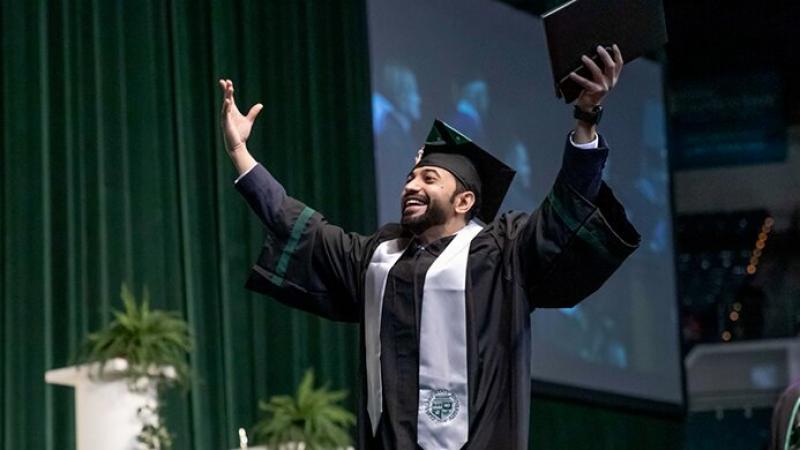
[219,79,264,153]
[569,44,624,109]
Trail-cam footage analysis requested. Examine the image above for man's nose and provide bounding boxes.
[403,181,421,196]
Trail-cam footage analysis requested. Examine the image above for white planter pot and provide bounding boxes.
[45,358,171,450]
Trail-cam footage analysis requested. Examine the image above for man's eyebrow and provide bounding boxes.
[406,168,441,179]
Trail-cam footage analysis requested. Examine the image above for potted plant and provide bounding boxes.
[251,369,355,450]
[45,283,192,450]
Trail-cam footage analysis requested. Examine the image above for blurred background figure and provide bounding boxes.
[446,79,489,144]
[634,100,670,254]
[500,138,536,212]
[373,63,422,222]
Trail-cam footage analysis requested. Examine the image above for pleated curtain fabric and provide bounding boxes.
[0,1,374,449]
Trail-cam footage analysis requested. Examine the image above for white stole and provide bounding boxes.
[364,221,483,450]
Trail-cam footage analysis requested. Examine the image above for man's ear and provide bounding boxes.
[453,191,476,216]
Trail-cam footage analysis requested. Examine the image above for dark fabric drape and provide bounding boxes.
[1,1,374,449]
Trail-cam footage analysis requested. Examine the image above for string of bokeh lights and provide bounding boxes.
[721,216,773,342]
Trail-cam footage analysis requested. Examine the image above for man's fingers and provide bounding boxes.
[246,103,263,122]
[612,44,624,66]
[221,79,231,101]
[225,80,246,115]
[581,55,606,88]
[219,79,255,119]
[569,72,603,92]
[219,80,228,115]
[220,100,230,127]
[597,46,616,81]
[612,44,624,78]
[227,79,235,101]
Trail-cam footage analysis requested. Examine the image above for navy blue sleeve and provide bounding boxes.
[234,164,291,234]
[508,134,640,310]
[234,163,370,323]
[557,134,609,202]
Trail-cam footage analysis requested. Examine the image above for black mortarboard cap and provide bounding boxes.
[414,119,516,223]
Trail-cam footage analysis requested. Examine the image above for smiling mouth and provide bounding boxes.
[402,197,428,215]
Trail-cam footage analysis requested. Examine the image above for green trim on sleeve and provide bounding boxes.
[547,185,630,263]
[575,223,617,263]
[546,191,578,231]
[269,206,316,286]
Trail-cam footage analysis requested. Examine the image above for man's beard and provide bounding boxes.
[401,196,449,236]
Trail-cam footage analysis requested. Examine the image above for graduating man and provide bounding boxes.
[220,44,640,450]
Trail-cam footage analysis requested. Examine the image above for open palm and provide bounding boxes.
[218,79,263,152]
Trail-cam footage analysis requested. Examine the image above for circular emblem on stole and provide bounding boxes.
[425,389,460,423]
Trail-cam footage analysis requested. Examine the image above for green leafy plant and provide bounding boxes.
[78,283,193,450]
[253,369,355,450]
[137,400,173,450]
[79,283,192,387]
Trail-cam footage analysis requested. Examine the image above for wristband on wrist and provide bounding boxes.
[573,104,604,125]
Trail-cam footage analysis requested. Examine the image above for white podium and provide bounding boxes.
[45,358,162,450]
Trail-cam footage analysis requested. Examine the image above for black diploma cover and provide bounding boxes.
[543,0,668,103]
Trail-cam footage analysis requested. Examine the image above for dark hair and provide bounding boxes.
[451,178,480,222]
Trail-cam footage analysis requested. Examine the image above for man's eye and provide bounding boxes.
[425,177,435,183]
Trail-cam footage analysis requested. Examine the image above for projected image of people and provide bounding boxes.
[635,101,670,256]
[501,139,536,212]
[538,303,629,369]
[372,63,422,222]
[446,79,489,144]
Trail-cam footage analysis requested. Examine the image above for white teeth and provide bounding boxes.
[405,199,425,207]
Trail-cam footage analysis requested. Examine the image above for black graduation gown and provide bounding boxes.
[236,137,640,450]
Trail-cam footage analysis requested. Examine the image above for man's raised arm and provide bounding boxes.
[217,78,294,231]
[218,79,367,323]
[515,44,640,309]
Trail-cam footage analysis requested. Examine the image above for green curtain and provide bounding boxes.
[1,0,374,449]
